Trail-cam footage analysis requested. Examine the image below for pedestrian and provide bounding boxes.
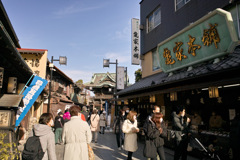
[230,111,240,160]
[122,110,139,160]
[99,111,107,134]
[62,105,92,160]
[172,105,191,160]
[82,106,89,122]
[63,109,71,123]
[143,105,161,160]
[30,113,57,160]
[106,112,111,131]
[143,112,167,160]
[54,112,64,144]
[113,110,125,150]
[90,108,100,143]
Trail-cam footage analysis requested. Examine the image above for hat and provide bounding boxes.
[103,111,106,114]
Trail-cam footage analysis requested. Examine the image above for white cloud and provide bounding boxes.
[61,69,94,83]
[53,3,103,17]
[104,52,130,64]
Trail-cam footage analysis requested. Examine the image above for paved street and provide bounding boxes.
[56,132,200,160]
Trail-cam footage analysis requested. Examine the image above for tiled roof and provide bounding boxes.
[85,72,116,87]
[118,46,240,95]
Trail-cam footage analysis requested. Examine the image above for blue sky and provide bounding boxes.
[2,0,141,84]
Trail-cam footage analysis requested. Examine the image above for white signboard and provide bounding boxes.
[131,18,140,65]
[117,67,125,90]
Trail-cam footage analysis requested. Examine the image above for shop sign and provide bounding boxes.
[157,8,238,73]
[15,75,48,127]
[0,67,3,88]
[131,18,140,65]
[117,66,125,90]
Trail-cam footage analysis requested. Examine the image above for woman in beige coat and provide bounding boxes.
[90,109,100,143]
[62,105,92,160]
[122,110,139,160]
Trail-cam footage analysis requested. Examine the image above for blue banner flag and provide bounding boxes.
[15,75,48,127]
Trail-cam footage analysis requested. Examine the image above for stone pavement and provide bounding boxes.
[56,132,200,160]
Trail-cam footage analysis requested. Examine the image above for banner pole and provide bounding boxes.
[19,74,35,95]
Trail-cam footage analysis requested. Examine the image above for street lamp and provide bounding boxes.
[48,56,67,113]
[103,59,118,115]
[103,59,118,94]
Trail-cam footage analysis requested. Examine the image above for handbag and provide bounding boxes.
[143,139,157,158]
[88,144,95,160]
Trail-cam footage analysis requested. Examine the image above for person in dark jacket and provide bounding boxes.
[143,112,167,160]
[172,105,191,160]
[81,106,89,122]
[230,112,240,160]
[54,112,64,144]
[113,110,125,150]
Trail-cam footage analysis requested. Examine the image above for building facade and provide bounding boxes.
[118,0,240,158]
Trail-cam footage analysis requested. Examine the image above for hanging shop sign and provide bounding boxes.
[0,67,3,88]
[117,66,125,90]
[157,8,238,73]
[15,75,48,127]
[131,18,140,65]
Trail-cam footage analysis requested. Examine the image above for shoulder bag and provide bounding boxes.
[88,144,95,160]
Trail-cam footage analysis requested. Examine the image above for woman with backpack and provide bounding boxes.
[24,113,57,160]
[144,112,167,160]
[90,109,100,143]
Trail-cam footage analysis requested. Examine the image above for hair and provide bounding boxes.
[69,105,81,116]
[119,110,123,116]
[127,111,137,122]
[58,112,63,116]
[93,109,98,114]
[82,106,87,112]
[175,105,185,114]
[39,113,53,125]
[151,113,163,129]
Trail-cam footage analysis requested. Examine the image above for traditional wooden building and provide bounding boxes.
[85,72,116,110]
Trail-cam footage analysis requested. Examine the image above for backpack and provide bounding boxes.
[22,130,44,160]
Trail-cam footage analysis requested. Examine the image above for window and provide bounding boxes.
[175,0,190,11]
[152,49,160,71]
[147,6,161,32]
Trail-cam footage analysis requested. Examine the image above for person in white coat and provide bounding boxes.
[62,105,92,160]
[122,110,139,160]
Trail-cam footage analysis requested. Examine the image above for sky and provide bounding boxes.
[2,0,141,84]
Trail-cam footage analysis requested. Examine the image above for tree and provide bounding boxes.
[76,79,83,84]
[135,69,142,82]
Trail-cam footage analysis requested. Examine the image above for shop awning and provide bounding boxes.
[117,46,240,99]
[0,94,23,107]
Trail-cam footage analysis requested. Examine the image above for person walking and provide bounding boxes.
[172,105,191,160]
[62,105,92,160]
[113,110,125,150]
[99,111,107,134]
[54,112,64,144]
[143,112,167,160]
[63,109,71,123]
[90,109,100,143]
[82,106,89,122]
[30,113,57,160]
[122,110,139,160]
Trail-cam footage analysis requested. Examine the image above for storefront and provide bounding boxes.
[117,8,240,159]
